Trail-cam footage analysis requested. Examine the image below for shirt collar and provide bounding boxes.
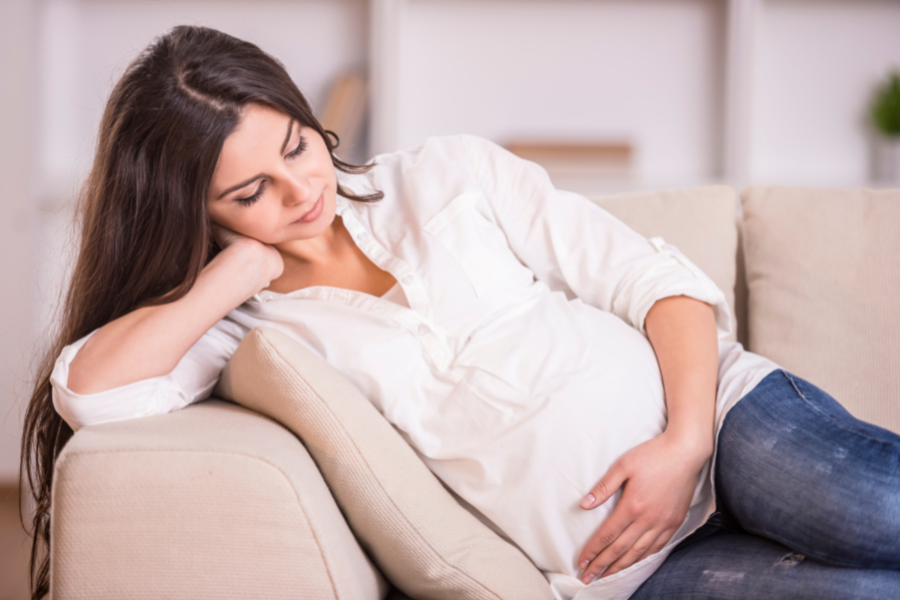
[335,167,378,212]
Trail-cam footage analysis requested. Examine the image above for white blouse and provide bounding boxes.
[51,135,777,600]
[380,281,410,308]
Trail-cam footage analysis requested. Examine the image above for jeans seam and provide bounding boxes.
[736,519,896,570]
[780,370,894,445]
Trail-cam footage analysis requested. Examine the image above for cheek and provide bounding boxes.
[209,204,280,242]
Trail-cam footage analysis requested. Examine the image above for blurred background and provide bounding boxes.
[1,0,899,597]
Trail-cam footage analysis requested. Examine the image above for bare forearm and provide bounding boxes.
[67,242,269,394]
[644,295,718,462]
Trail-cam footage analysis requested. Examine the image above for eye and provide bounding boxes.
[236,180,267,207]
[286,135,307,159]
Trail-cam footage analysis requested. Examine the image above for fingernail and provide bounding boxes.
[583,573,595,584]
[579,559,589,570]
[581,493,595,509]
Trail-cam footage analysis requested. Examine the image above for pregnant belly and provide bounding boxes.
[419,292,670,576]
[448,291,665,413]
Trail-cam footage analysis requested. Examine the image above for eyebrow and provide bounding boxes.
[215,119,295,200]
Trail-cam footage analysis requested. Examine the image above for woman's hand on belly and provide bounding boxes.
[574,430,710,584]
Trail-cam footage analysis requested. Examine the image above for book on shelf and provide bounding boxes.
[319,71,368,162]
[504,140,633,178]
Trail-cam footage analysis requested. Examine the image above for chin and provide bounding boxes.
[311,200,337,231]
[281,211,335,242]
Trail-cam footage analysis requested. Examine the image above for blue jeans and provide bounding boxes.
[631,370,900,599]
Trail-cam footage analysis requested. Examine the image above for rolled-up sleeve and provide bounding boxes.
[51,316,246,432]
[461,134,732,338]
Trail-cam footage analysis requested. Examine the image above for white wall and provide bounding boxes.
[382,0,727,185]
[0,0,37,481]
[751,0,900,185]
[37,0,369,204]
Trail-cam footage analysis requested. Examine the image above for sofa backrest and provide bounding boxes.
[740,186,900,434]
[595,184,899,435]
[594,185,740,342]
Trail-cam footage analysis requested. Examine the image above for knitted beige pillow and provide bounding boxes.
[215,327,553,600]
[741,186,900,433]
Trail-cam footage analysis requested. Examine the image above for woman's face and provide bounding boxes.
[208,103,337,246]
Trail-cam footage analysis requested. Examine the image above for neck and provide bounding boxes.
[274,215,345,268]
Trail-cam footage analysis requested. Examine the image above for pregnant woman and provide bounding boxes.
[21,25,900,600]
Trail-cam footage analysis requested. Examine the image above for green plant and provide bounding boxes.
[871,70,900,137]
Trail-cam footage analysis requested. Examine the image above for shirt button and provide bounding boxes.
[401,274,414,285]
[416,324,430,336]
[357,232,369,242]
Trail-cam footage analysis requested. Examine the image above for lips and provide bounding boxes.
[296,193,324,223]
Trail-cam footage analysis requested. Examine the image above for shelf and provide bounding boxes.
[34,0,900,204]
[370,0,900,188]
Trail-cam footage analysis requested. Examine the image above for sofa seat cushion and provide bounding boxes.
[51,400,387,600]
[215,327,554,600]
[741,186,900,433]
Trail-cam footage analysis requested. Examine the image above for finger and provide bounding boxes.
[635,528,677,562]
[634,527,676,564]
[581,463,627,510]
[580,522,645,584]
[211,224,229,249]
[577,506,634,573]
[211,223,241,249]
[601,529,662,578]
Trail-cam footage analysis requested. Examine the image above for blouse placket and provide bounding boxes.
[251,194,453,371]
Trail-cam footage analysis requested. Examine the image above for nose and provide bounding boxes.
[281,170,313,207]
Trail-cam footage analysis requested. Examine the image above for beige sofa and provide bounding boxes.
[48,185,900,599]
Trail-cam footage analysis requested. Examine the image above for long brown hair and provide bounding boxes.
[19,25,382,599]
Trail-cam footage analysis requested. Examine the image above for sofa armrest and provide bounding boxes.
[51,399,388,600]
